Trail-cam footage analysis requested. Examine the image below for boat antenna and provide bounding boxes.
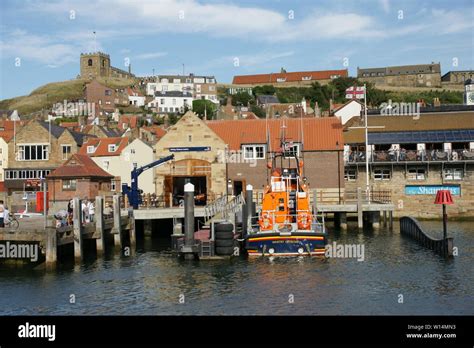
[300,105,305,178]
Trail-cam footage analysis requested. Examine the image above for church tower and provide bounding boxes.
[80,52,111,79]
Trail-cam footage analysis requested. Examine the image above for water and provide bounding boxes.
[1,221,473,315]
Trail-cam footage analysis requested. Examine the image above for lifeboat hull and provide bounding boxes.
[246,232,327,257]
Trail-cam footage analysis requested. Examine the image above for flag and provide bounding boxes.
[345,86,365,99]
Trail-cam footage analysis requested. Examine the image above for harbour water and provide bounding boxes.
[1,221,473,315]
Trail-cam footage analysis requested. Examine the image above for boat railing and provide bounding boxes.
[247,211,325,235]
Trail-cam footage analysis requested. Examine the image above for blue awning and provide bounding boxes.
[367,130,474,144]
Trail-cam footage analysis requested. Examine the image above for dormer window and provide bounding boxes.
[276,78,286,83]
[87,146,95,154]
[108,144,117,152]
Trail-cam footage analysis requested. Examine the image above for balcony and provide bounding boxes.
[345,149,474,164]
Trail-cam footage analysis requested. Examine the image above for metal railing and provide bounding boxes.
[346,149,474,163]
[315,189,392,204]
[247,212,325,235]
[204,192,245,223]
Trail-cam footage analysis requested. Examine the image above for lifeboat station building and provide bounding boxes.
[153,112,344,206]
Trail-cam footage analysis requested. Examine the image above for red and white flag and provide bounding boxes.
[345,86,365,99]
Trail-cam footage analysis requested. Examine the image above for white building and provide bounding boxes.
[147,91,193,114]
[333,99,363,125]
[146,74,218,105]
[0,136,9,183]
[80,137,155,194]
[127,87,146,107]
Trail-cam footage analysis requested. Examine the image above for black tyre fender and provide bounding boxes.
[215,239,234,247]
[215,246,234,255]
[214,231,234,240]
[214,222,234,232]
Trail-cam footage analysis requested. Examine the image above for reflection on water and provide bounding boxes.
[0,221,473,315]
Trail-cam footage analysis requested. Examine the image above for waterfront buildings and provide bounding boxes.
[343,108,474,218]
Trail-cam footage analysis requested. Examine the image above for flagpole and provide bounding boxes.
[364,83,370,203]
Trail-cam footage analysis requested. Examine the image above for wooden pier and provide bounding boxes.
[0,195,135,269]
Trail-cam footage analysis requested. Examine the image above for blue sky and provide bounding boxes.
[1,0,473,100]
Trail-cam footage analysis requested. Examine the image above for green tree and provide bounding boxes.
[250,105,266,118]
[253,85,276,96]
[231,92,254,106]
[192,99,217,119]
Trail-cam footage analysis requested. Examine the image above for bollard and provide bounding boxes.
[182,183,196,260]
[245,184,253,237]
[357,187,363,229]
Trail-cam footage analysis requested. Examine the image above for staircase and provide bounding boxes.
[204,193,245,226]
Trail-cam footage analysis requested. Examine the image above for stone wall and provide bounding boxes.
[360,73,441,88]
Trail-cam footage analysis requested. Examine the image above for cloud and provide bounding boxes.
[379,0,390,14]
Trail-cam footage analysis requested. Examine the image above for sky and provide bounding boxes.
[0,0,473,100]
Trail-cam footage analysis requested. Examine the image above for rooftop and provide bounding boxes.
[79,137,129,157]
[48,154,114,179]
[232,69,348,85]
[207,117,343,151]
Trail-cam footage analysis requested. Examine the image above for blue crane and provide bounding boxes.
[122,154,175,209]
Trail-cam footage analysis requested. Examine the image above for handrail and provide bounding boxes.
[346,149,474,163]
[399,216,453,257]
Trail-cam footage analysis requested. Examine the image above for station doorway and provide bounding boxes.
[165,176,208,206]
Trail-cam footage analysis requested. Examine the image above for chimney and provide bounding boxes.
[78,115,86,126]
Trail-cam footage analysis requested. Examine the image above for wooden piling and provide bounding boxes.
[129,213,136,248]
[95,196,105,255]
[389,211,393,230]
[357,187,363,228]
[73,197,83,262]
[113,195,122,249]
[45,227,57,269]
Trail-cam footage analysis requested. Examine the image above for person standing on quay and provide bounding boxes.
[0,200,5,227]
[88,200,95,222]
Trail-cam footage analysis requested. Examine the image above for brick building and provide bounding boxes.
[357,63,442,88]
[84,80,129,117]
[47,154,113,211]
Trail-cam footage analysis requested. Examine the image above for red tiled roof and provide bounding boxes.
[207,117,343,151]
[48,154,113,178]
[0,119,25,131]
[119,115,138,129]
[232,69,348,84]
[127,87,144,97]
[60,122,79,128]
[78,137,129,157]
[0,130,14,142]
[142,125,166,138]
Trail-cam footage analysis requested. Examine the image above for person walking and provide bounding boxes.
[0,200,5,227]
[88,200,95,222]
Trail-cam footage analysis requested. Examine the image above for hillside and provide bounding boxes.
[0,77,138,116]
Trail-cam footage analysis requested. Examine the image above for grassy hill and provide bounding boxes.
[0,77,138,116]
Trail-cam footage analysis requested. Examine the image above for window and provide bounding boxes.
[18,144,49,161]
[242,145,266,160]
[130,149,135,154]
[102,160,109,169]
[160,99,165,105]
[62,179,77,190]
[443,168,463,180]
[108,144,116,152]
[87,146,95,154]
[188,135,192,142]
[407,168,426,180]
[105,90,112,96]
[162,85,168,91]
[284,143,300,158]
[111,180,116,191]
[344,169,357,181]
[172,98,177,105]
[209,86,216,91]
[374,169,391,181]
[88,59,92,66]
[62,145,72,160]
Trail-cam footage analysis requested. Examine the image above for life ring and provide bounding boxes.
[297,212,312,229]
[259,212,273,230]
